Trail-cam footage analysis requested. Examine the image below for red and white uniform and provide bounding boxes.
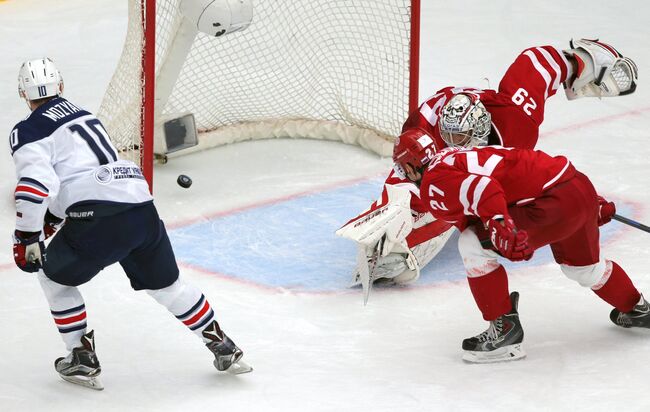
[405,45,572,150]
[386,45,573,246]
[420,146,641,322]
[420,146,575,232]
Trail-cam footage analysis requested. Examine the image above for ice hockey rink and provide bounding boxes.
[1,1,650,411]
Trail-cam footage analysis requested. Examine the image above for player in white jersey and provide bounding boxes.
[10,58,251,390]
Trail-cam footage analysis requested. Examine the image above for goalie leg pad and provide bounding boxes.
[392,227,456,284]
[349,226,456,286]
[349,246,409,287]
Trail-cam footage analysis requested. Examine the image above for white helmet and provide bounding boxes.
[439,94,491,148]
[18,58,64,104]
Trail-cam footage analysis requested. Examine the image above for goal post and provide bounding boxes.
[142,0,155,190]
[98,0,421,191]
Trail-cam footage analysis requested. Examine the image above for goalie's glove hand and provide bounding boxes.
[13,230,45,273]
[43,209,64,240]
[597,196,616,226]
[486,216,533,262]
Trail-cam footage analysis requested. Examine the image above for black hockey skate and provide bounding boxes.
[54,330,103,390]
[610,295,650,328]
[202,321,252,374]
[462,292,525,363]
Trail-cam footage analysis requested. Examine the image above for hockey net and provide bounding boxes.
[98,0,420,187]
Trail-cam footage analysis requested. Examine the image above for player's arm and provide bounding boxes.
[425,165,532,261]
[11,131,59,232]
[10,126,60,272]
[455,176,533,261]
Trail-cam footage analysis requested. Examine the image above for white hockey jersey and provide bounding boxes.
[10,97,153,232]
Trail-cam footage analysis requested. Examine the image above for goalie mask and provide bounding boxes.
[439,94,491,148]
[18,58,64,107]
[392,128,438,183]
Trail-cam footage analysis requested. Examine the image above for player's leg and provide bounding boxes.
[498,45,573,126]
[40,226,107,389]
[458,174,606,362]
[545,173,646,327]
[456,227,525,363]
[118,203,250,373]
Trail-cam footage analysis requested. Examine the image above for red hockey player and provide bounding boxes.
[391,137,649,363]
[337,39,638,288]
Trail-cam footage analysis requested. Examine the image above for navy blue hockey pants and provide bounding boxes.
[43,202,179,290]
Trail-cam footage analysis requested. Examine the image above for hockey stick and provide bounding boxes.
[612,214,650,233]
[357,238,382,306]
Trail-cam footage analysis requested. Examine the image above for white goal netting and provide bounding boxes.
[98,0,417,164]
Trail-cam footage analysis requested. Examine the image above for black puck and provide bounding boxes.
[177,174,192,188]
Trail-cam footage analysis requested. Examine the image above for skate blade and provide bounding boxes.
[227,360,253,375]
[60,374,104,390]
[462,343,526,364]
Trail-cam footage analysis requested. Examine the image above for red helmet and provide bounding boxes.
[392,127,438,175]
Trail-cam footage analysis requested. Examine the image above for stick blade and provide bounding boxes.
[356,247,372,305]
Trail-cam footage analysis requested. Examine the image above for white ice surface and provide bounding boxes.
[1,1,650,411]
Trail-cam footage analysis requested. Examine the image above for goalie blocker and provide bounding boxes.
[336,184,454,300]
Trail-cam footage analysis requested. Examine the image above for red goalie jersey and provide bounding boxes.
[387,45,573,245]
[403,45,572,151]
[420,146,576,231]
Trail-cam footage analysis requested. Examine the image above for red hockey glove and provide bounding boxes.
[43,209,65,240]
[13,230,45,273]
[486,216,534,262]
[597,196,616,226]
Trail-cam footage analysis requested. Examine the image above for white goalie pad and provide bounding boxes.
[564,38,638,100]
[392,226,456,284]
[337,185,413,303]
[336,184,413,254]
[348,225,456,287]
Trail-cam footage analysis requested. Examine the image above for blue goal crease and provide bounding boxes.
[168,178,628,292]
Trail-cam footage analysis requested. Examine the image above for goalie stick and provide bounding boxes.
[613,214,650,234]
[357,237,383,306]
[355,235,422,305]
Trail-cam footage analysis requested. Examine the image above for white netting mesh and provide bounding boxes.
[98,0,415,163]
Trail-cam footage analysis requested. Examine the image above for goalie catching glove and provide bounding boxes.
[564,38,638,100]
